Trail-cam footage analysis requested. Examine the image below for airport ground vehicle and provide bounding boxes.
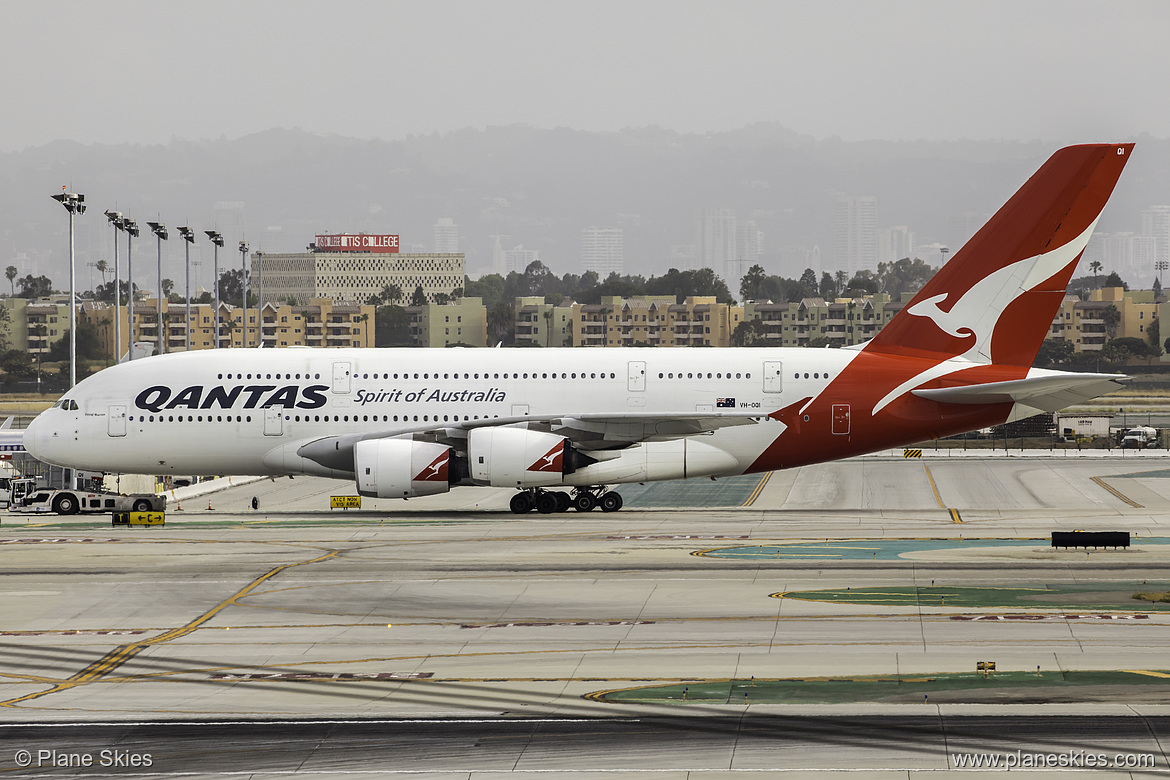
[1120,426,1159,449]
[18,488,167,515]
[0,476,41,510]
[22,144,1136,514]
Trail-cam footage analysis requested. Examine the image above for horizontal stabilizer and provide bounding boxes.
[912,371,1127,413]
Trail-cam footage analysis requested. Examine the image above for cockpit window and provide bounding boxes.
[57,399,79,411]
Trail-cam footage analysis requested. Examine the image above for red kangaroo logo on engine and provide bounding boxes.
[528,442,564,473]
[414,451,450,482]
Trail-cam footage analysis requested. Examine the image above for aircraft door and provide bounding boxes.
[332,361,352,394]
[832,404,851,435]
[628,361,646,392]
[264,408,283,436]
[763,361,783,393]
[107,405,127,437]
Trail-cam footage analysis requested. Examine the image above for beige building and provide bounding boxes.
[0,296,73,357]
[744,294,904,347]
[514,297,573,347]
[1048,287,1160,353]
[81,297,374,358]
[252,250,464,307]
[572,296,744,348]
[406,296,488,348]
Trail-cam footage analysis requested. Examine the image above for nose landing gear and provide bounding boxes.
[509,487,624,514]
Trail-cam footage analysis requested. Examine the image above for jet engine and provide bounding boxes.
[354,439,457,498]
[468,427,594,487]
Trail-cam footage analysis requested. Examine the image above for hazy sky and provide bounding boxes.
[3,0,1168,152]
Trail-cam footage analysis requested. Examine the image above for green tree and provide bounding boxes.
[1089,260,1103,276]
[798,268,817,291]
[16,274,53,298]
[47,322,103,362]
[487,301,515,345]
[410,285,427,307]
[5,266,16,296]
[740,264,768,302]
[1104,271,1128,290]
[818,272,835,299]
[1102,304,1121,339]
[95,259,109,286]
[1148,316,1162,357]
[1033,338,1074,367]
[373,305,411,347]
[732,318,768,347]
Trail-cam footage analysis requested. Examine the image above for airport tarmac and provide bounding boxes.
[2,456,1170,776]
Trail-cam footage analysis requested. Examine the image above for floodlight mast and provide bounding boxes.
[177,226,195,351]
[123,218,140,360]
[147,221,168,355]
[104,210,124,364]
[239,241,249,347]
[206,231,224,348]
[51,191,85,388]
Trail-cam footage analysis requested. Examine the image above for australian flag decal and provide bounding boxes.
[716,397,735,408]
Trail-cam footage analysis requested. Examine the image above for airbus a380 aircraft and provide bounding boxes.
[24,144,1134,514]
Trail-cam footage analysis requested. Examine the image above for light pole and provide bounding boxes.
[147,221,168,355]
[205,231,224,348]
[123,218,139,360]
[239,241,249,347]
[104,210,124,364]
[177,226,195,351]
[51,190,85,388]
[257,251,264,347]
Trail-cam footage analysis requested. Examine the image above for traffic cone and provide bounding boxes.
[176,499,183,511]
[206,498,213,511]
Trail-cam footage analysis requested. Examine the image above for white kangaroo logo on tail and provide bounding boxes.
[871,218,1100,415]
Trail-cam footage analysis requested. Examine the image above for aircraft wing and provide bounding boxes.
[911,371,1127,413]
[295,411,760,472]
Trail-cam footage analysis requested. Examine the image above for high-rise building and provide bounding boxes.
[1085,232,1157,284]
[503,245,540,275]
[700,208,737,285]
[832,196,877,276]
[580,227,624,277]
[736,220,765,267]
[1141,206,1170,268]
[878,226,915,264]
[432,218,460,253]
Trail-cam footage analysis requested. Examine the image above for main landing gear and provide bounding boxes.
[509,487,624,514]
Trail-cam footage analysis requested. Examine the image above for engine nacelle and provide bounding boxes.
[354,439,455,498]
[563,438,738,485]
[469,427,590,487]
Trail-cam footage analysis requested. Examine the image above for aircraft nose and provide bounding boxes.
[22,414,49,462]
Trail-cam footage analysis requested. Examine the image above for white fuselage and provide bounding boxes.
[24,347,856,480]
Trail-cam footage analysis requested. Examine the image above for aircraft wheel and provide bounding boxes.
[599,492,624,512]
[572,492,596,512]
[554,492,571,512]
[509,492,534,514]
[535,492,559,514]
[132,499,152,512]
[53,493,79,515]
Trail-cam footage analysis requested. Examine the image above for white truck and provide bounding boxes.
[17,488,166,515]
[1120,426,1159,449]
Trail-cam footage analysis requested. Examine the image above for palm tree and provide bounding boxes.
[95,259,109,286]
[5,266,16,296]
[1089,260,1103,277]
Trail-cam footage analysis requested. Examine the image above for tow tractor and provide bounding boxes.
[15,488,166,515]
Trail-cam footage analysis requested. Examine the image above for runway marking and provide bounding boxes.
[1091,475,1144,508]
[740,472,771,507]
[1122,669,1170,679]
[0,548,341,709]
[924,465,945,509]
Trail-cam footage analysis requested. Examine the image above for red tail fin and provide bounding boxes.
[865,143,1134,366]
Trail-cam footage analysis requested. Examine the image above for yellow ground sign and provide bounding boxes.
[331,495,362,509]
[112,512,165,526]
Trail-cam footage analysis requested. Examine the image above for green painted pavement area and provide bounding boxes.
[620,473,765,508]
[774,583,1170,610]
[593,670,1170,705]
[696,537,1170,560]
